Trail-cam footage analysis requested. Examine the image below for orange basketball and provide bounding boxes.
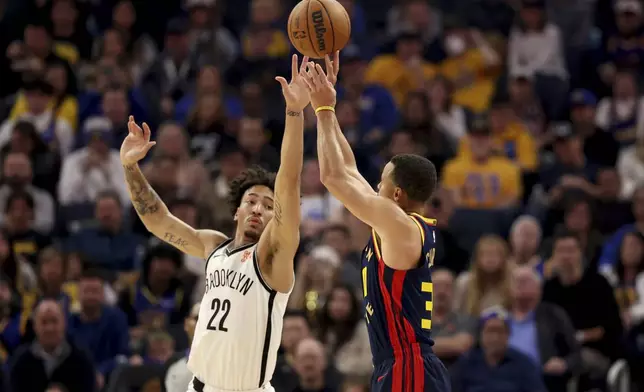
[287,0,351,59]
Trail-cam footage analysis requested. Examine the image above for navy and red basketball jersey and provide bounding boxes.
[361,212,437,363]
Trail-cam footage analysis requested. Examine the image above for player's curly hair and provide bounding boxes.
[227,165,276,215]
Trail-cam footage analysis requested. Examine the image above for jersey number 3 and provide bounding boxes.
[206,298,231,332]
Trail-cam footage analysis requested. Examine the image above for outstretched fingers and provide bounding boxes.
[142,122,152,141]
[333,51,340,77]
[291,54,298,81]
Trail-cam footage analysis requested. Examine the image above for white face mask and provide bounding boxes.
[445,35,466,56]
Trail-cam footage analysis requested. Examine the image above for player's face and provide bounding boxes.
[377,162,401,201]
[235,185,274,241]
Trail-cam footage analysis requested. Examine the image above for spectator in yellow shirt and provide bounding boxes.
[242,0,290,59]
[9,62,79,131]
[442,117,522,209]
[457,98,538,172]
[439,22,501,113]
[365,30,437,106]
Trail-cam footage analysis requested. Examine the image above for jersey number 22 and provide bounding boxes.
[206,298,231,332]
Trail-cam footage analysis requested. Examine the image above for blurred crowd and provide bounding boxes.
[0,0,644,391]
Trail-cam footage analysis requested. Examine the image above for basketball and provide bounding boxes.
[287,0,351,59]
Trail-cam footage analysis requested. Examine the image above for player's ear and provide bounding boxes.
[393,187,403,202]
[233,209,239,221]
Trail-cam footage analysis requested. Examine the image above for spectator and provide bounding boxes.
[3,190,51,265]
[68,269,129,388]
[49,0,91,64]
[509,266,582,392]
[508,0,568,118]
[0,229,36,294]
[318,284,371,379]
[143,122,210,196]
[58,117,128,206]
[599,186,644,270]
[289,246,341,319]
[118,244,192,334]
[451,306,546,392]
[426,76,468,145]
[236,116,280,171]
[598,0,644,87]
[595,69,644,147]
[365,29,437,107]
[66,191,145,271]
[507,215,543,271]
[507,73,545,142]
[0,79,74,156]
[320,224,361,290]
[336,48,399,149]
[442,117,522,209]
[186,0,238,72]
[0,151,55,234]
[439,23,501,113]
[274,310,312,392]
[569,89,620,168]
[97,85,130,148]
[600,231,644,330]
[594,167,633,236]
[242,0,289,59]
[454,235,512,316]
[542,231,624,387]
[9,300,96,392]
[387,0,441,50]
[0,275,23,357]
[300,158,344,236]
[1,120,62,195]
[425,189,469,274]
[617,133,644,199]
[164,303,199,392]
[293,337,339,392]
[431,269,475,368]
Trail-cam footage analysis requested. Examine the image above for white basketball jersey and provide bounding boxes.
[187,240,290,390]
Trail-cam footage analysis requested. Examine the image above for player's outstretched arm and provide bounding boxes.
[304,64,419,269]
[257,55,308,293]
[121,116,227,258]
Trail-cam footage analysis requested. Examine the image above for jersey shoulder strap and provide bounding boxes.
[204,238,233,273]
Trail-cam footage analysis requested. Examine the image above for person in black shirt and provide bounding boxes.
[569,89,620,167]
[542,230,623,390]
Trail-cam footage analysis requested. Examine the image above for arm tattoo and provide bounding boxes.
[164,232,189,249]
[273,199,283,226]
[123,164,162,216]
[286,110,301,117]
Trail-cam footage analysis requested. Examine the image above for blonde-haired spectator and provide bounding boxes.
[454,235,513,316]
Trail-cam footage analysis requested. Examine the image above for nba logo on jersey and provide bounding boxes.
[241,250,251,263]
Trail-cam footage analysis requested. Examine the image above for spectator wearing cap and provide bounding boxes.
[0,151,55,234]
[65,190,145,271]
[598,0,644,87]
[507,71,545,142]
[539,122,600,205]
[569,89,620,168]
[439,20,501,114]
[451,306,546,392]
[0,79,74,156]
[9,300,96,392]
[67,269,129,388]
[458,98,537,172]
[542,231,623,386]
[596,69,644,148]
[365,29,437,107]
[58,116,128,206]
[442,117,522,209]
[336,47,399,150]
[185,0,238,73]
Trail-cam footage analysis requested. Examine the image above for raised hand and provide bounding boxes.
[301,60,337,110]
[120,116,156,165]
[324,51,340,86]
[275,54,310,112]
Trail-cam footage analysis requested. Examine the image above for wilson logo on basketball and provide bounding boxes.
[311,10,327,51]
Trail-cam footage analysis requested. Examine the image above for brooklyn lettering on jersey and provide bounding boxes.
[205,268,254,296]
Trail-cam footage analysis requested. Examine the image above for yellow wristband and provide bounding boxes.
[314,106,335,114]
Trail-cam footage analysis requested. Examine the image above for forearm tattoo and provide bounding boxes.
[164,232,189,249]
[286,110,301,117]
[273,199,283,226]
[123,164,161,216]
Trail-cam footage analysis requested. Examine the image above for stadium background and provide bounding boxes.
[0,0,643,391]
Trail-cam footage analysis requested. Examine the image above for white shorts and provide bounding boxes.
[186,377,275,392]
